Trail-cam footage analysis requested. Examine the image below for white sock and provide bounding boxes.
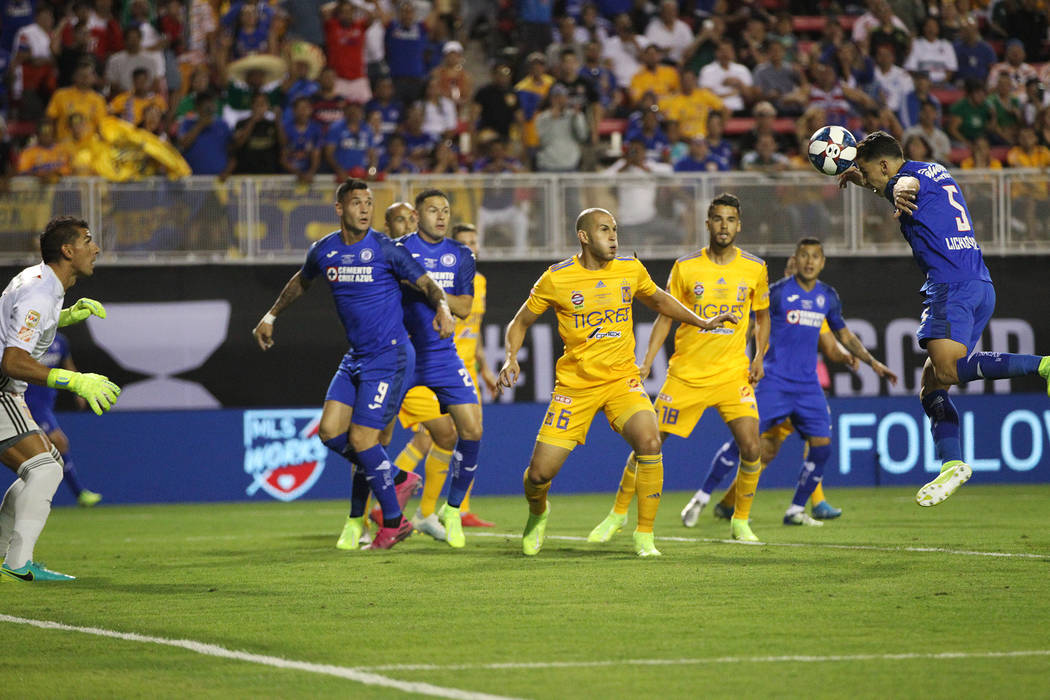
[785,504,804,517]
[692,489,710,506]
[4,453,63,570]
[0,478,26,557]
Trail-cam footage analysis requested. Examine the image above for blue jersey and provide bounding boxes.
[300,229,425,357]
[885,160,993,292]
[23,332,69,411]
[325,120,376,171]
[284,119,323,172]
[398,232,475,354]
[763,276,845,385]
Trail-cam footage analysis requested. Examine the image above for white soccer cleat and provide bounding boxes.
[411,509,447,541]
[783,511,824,527]
[680,494,707,528]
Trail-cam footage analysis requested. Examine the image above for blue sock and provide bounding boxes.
[446,438,481,508]
[355,444,402,524]
[61,452,86,497]
[956,352,1042,383]
[701,441,739,495]
[921,390,962,464]
[792,443,831,507]
[322,433,351,458]
[348,465,369,518]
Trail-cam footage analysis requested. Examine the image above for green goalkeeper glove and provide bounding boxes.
[58,298,106,327]
[47,369,121,416]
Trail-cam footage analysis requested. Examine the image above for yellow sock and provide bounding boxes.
[612,453,637,515]
[523,467,551,515]
[731,457,763,522]
[419,446,453,517]
[634,454,663,533]
[721,478,737,509]
[461,482,473,513]
[810,481,826,507]
[394,442,424,472]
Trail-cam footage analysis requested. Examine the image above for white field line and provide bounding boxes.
[360,649,1050,673]
[469,531,1050,559]
[0,614,521,700]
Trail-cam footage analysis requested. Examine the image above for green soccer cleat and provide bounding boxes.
[1039,356,1050,396]
[916,461,972,507]
[731,518,760,543]
[439,503,465,548]
[633,530,662,557]
[336,516,366,550]
[0,560,76,582]
[77,490,102,507]
[587,510,627,543]
[522,503,550,556]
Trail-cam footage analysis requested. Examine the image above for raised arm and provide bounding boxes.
[252,270,312,350]
[496,302,542,396]
[833,325,897,385]
[415,273,456,337]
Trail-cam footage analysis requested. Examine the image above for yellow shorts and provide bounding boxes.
[653,372,758,438]
[764,417,795,443]
[397,370,480,429]
[536,375,655,450]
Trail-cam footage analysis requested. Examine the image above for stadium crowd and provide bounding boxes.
[1,0,1050,186]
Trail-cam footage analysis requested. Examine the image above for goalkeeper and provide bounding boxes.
[0,216,120,583]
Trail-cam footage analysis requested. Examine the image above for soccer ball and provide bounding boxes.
[808,126,858,176]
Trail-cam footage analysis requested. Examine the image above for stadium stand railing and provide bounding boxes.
[0,170,1047,264]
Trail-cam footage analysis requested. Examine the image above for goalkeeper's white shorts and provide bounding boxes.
[0,392,43,452]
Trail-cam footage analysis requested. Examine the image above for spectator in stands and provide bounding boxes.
[385,0,433,107]
[365,77,403,137]
[553,49,600,150]
[432,40,472,113]
[534,83,589,172]
[624,104,669,162]
[55,16,99,89]
[904,17,956,86]
[886,0,925,34]
[473,136,529,248]
[517,0,555,60]
[323,0,371,104]
[753,39,800,115]
[988,39,1038,102]
[398,103,438,170]
[546,15,585,66]
[826,41,876,92]
[698,40,754,114]
[220,0,278,42]
[815,13,847,67]
[125,0,165,52]
[177,92,233,175]
[855,106,903,140]
[603,138,677,243]
[867,2,911,65]
[324,100,376,180]
[311,67,348,133]
[899,70,940,130]
[960,134,1002,169]
[736,17,770,71]
[284,43,322,109]
[1027,81,1050,129]
[664,119,687,164]
[1006,124,1050,239]
[232,92,282,174]
[174,66,221,121]
[421,78,458,141]
[179,0,217,98]
[873,44,914,122]
[16,121,71,182]
[704,110,734,169]
[105,26,164,95]
[11,5,57,120]
[472,61,521,143]
[953,16,996,87]
[949,78,999,146]
[378,133,419,174]
[659,69,725,139]
[630,44,680,104]
[644,0,692,64]
[580,40,620,112]
[282,0,326,47]
[990,0,1048,63]
[739,100,792,154]
[741,132,790,172]
[515,52,554,156]
[578,3,611,44]
[852,0,905,49]
[430,138,465,173]
[110,67,167,127]
[1007,124,1050,168]
[603,13,644,90]
[226,1,272,60]
[141,104,166,139]
[902,132,934,162]
[224,57,287,128]
[786,62,872,128]
[674,135,727,172]
[989,72,1023,145]
[768,12,798,62]
[903,100,951,163]
[46,61,107,142]
[2,1,36,56]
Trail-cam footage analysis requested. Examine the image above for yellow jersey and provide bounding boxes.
[454,271,486,371]
[666,247,769,386]
[526,254,658,390]
[45,87,108,142]
[629,65,681,103]
[109,92,168,126]
[658,89,724,138]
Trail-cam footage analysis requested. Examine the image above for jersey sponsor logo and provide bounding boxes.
[440,253,456,267]
[717,277,726,285]
[918,162,950,181]
[552,394,572,405]
[243,409,327,502]
[572,306,630,328]
[427,270,456,289]
[945,236,979,250]
[24,310,40,328]
[326,265,374,282]
[570,290,584,309]
[360,248,374,262]
[588,326,622,339]
[786,308,825,327]
[787,294,799,302]
[17,326,34,342]
[595,280,606,288]
[693,282,704,297]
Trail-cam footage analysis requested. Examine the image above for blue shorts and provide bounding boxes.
[24,401,58,434]
[412,346,478,409]
[917,280,996,355]
[756,378,831,440]
[325,341,415,430]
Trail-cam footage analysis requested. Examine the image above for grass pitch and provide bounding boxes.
[3,485,1050,699]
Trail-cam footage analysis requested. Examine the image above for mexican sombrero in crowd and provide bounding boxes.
[288,41,325,81]
[228,53,289,84]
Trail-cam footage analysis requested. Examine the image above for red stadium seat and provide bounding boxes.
[932,87,964,108]
[598,118,627,136]
[724,117,796,135]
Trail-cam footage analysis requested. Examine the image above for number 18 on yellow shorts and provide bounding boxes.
[653,373,759,438]
[536,376,657,450]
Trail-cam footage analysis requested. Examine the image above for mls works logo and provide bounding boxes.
[243,409,327,501]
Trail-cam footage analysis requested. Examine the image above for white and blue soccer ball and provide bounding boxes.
[808,126,858,176]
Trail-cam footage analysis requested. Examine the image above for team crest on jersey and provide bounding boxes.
[440,253,456,267]
[693,282,704,297]
[243,409,327,502]
[816,294,825,308]
[571,290,584,309]
[360,248,374,263]
[24,310,40,328]
[621,281,631,303]
[736,284,748,302]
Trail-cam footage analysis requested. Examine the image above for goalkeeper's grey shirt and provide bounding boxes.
[0,263,62,395]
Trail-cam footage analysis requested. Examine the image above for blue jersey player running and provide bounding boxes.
[23,333,102,507]
[842,131,1050,506]
[252,179,455,550]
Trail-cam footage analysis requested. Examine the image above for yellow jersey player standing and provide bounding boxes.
[497,208,737,557]
[588,192,772,544]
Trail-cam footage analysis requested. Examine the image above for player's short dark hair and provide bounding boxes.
[40,216,89,263]
[855,130,903,162]
[796,236,823,251]
[451,223,476,240]
[707,192,741,219]
[414,188,449,210]
[336,178,370,203]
